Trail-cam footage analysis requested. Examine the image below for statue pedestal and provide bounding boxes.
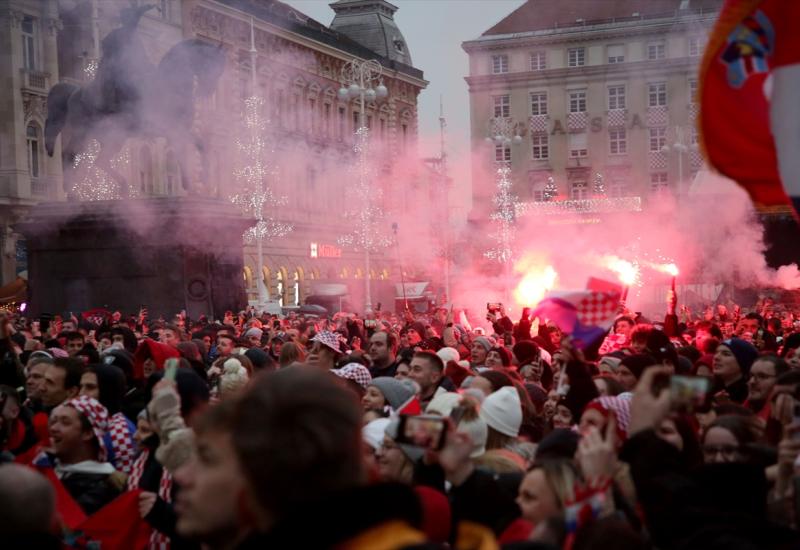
[17,197,249,319]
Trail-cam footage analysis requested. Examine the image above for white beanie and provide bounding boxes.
[362,418,391,450]
[479,386,522,437]
[426,391,462,416]
[458,416,488,458]
[436,347,460,365]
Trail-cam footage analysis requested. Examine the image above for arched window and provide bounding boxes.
[340,267,349,279]
[165,150,179,195]
[276,270,285,308]
[262,267,271,299]
[26,124,40,178]
[243,266,253,288]
[139,146,153,194]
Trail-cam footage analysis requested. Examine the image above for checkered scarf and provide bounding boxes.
[64,396,109,461]
[108,412,136,476]
[128,448,174,550]
[332,363,372,389]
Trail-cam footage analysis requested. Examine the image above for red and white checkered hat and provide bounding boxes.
[332,362,372,389]
[310,331,342,354]
[65,395,109,461]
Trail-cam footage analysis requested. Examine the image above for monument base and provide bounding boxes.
[17,197,249,320]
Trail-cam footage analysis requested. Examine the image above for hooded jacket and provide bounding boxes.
[133,339,181,380]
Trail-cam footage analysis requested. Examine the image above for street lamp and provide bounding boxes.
[337,59,389,312]
[661,126,690,197]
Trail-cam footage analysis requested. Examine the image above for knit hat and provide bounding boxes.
[414,486,452,544]
[244,327,263,341]
[721,338,759,375]
[134,339,181,380]
[490,346,513,367]
[385,416,425,462]
[582,395,631,441]
[220,358,250,396]
[244,347,269,370]
[618,353,658,381]
[512,340,539,366]
[64,395,109,461]
[473,336,493,352]
[333,363,372,390]
[479,386,522,437]
[457,415,488,458]
[310,331,342,354]
[363,417,391,450]
[536,429,580,461]
[370,377,417,410]
[437,347,460,365]
[426,392,462,416]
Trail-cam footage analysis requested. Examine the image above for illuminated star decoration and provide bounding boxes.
[543,176,557,201]
[484,165,521,263]
[230,95,293,243]
[337,126,391,252]
[71,60,135,201]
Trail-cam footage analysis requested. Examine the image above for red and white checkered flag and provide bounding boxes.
[576,291,620,327]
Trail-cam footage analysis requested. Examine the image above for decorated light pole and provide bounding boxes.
[337,59,388,312]
[661,126,690,197]
[230,18,292,311]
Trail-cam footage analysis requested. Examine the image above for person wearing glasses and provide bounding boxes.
[745,355,790,419]
[702,415,758,464]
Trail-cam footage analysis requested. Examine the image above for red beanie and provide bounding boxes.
[414,486,451,544]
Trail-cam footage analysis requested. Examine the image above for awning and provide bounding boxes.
[395,282,429,297]
[0,277,27,304]
[310,283,349,296]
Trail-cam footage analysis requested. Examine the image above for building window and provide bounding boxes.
[493,95,510,118]
[570,181,589,200]
[293,271,301,306]
[491,54,508,74]
[568,47,585,67]
[607,44,625,64]
[688,37,704,57]
[650,172,669,191]
[352,110,359,132]
[401,123,408,150]
[276,271,285,307]
[609,128,627,155]
[292,94,300,129]
[568,133,587,158]
[608,85,626,110]
[608,179,628,197]
[26,124,40,178]
[323,103,331,136]
[647,41,666,60]
[532,183,547,202]
[648,82,667,107]
[530,91,547,116]
[568,89,587,113]
[495,144,511,163]
[159,0,172,20]
[277,90,285,128]
[21,16,36,71]
[530,50,547,71]
[689,78,698,103]
[139,146,154,193]
[308,98,316,133]
[649,127,667,152]
[532,134,549,160]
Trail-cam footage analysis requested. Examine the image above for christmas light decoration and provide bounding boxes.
[229,95,293,244]
[71,140,134,201]
[543,176,557,201]
[517,196,642,217]
[484,165,521,264]
[593,172,606,196]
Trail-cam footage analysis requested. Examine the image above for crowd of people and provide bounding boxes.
[2,294,800,549]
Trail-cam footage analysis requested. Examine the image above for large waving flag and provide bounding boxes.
[700,0,800,214]
[532,288,620,350]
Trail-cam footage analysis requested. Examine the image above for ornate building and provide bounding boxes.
[463,0,721,219]
[0,0,427,311]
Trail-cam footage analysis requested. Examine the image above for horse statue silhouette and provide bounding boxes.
[45,4,226,197]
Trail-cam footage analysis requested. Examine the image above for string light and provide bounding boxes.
[229,95,293,243]
[71,139,135,201]
[517,196,642,216]
[593,172,606,196]
[484,166,521,263]
[337,126,391,252]
[543,176,557,201]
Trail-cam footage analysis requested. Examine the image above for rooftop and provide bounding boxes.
[481,0,723,37]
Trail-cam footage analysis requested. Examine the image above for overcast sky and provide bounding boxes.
[282,0,526,160]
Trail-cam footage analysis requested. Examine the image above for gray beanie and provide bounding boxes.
[370,377,416,410]
[473,336,493,352]
[385,416,425,462]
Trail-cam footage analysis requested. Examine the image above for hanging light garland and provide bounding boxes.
[484,165,521,263]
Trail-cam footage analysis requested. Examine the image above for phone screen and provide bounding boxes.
[670,375,712,412]
[396,415,448,450]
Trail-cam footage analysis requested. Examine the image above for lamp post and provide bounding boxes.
[483,117,522,305]
[337,59,388,313]
[661,126,690,197]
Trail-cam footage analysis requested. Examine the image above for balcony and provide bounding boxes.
[606,109,627,127]
[20,69,50,94]
[567,112,588,131]
[31,178,49,197]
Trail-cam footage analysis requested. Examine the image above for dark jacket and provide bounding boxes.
[60,470,123,516]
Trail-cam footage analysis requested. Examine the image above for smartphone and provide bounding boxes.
[164,358,179,381]
[395,414,448,450]
[670,375,712,413]
[487,302,502,313]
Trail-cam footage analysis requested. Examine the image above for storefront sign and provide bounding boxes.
[310,242,342,258]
